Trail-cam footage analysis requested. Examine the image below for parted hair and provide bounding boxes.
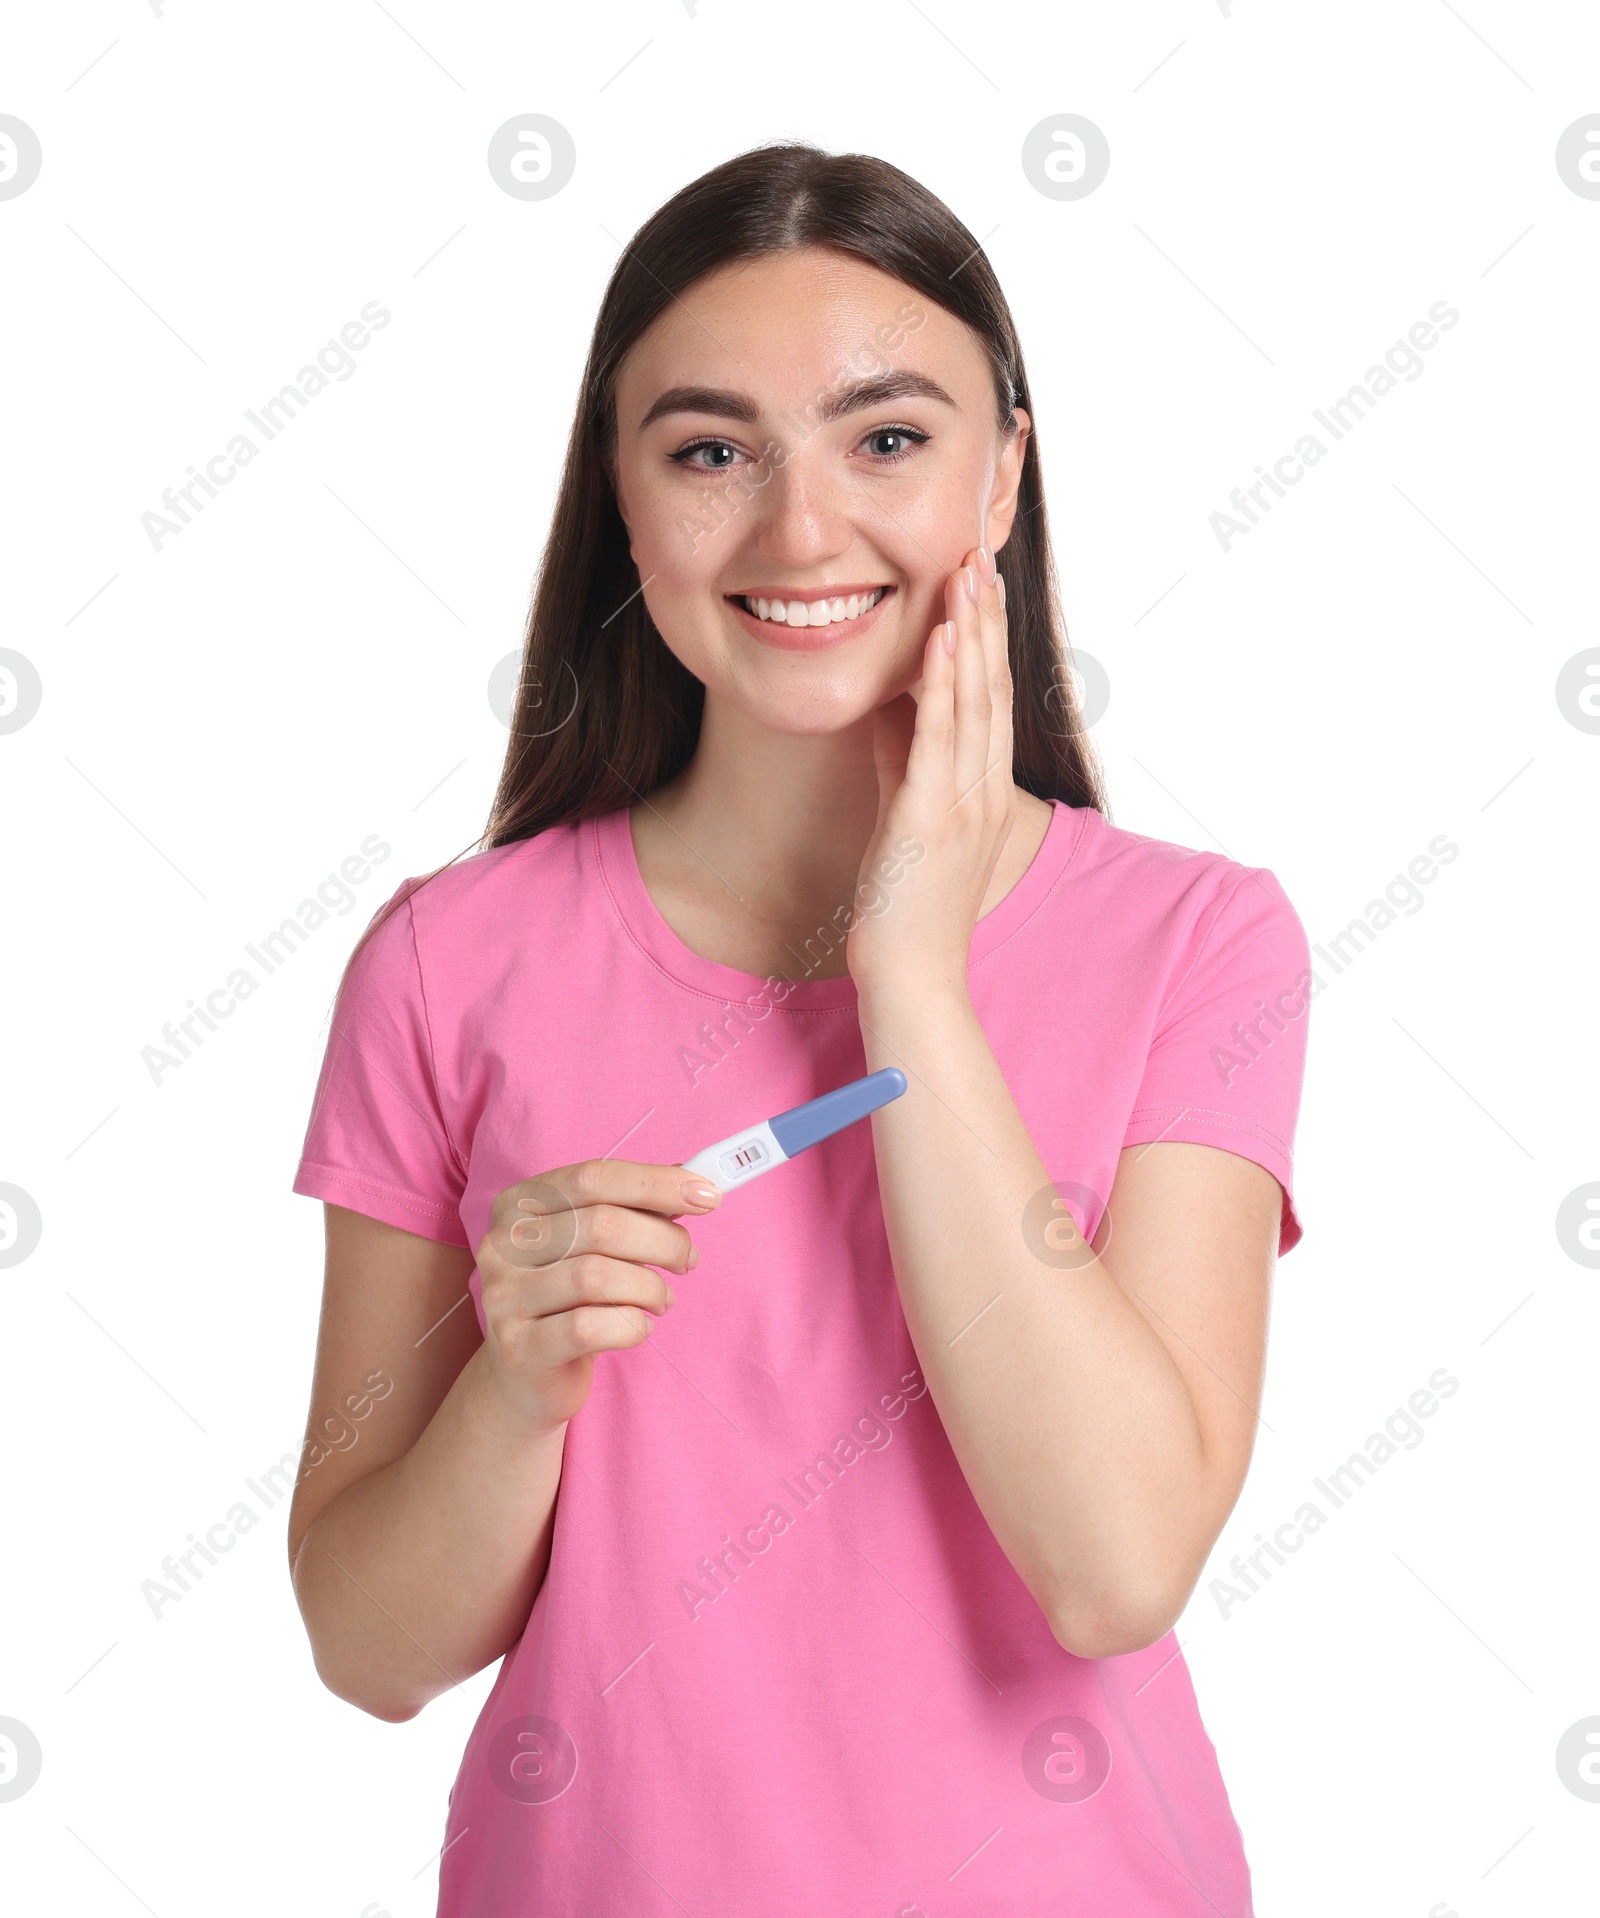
[338,139,1106,990]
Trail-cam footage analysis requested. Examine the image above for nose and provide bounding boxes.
[748,443,860,571]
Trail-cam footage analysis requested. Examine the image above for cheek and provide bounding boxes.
[885,452,990,575]
[627,515,728,675]
[626,481,737,596]
[890,504,981,622]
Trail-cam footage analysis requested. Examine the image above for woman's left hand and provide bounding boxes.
[846,543,1017,999]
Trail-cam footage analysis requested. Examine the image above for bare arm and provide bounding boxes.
[288,1165,713,1721]
[860,981,1279,1658]
[286,1207,558,1721]
[849,540,1284,1658]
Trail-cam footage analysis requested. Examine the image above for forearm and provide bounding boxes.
[291,1342,566,1720]
[859,983,1211,1653]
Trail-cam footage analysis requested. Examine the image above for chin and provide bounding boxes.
[718,665,899,737]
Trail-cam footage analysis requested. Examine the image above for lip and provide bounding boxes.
[726,586,896,652]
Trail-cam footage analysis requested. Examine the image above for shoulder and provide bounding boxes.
[395,818,592,929]
[351,818,595,983]
[1071,805,1301,930]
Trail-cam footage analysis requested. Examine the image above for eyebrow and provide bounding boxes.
[635,370,958,433]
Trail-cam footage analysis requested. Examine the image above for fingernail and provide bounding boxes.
[963,564,979,603]
[687,1244,699,1269]
[681,1178,721,1208]
[665,1281,678,1302]
[977,545,996,581]
[941,620,956,655]
[996,573,1005,609]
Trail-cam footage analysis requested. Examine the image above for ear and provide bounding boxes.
[983,405,1031,554]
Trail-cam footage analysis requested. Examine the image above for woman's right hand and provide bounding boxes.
[475,1160,722,1434]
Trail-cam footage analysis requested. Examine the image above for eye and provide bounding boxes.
[668,438,743,471]
[859,425,929,464]
[665,422,932,474]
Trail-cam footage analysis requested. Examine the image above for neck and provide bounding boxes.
[645,693,884,910]
[626,689,1056,987]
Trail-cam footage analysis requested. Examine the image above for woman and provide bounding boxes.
[288,141,1311,1914]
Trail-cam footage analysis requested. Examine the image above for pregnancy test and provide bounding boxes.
[681,1067,908,1195]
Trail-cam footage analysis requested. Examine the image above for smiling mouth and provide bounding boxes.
[730,586,891,630]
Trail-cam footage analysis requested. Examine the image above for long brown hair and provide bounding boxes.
[341,139,1106,984]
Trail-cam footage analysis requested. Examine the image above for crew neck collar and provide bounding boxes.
[591,798,1085,1010]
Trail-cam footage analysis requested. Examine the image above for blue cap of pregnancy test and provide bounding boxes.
[767,1067,908,1157]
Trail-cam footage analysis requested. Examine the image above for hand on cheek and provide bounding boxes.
[847,543,1016,999]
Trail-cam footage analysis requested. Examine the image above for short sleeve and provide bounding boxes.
[291,879,472,1249]
[1122,866,1312,1255]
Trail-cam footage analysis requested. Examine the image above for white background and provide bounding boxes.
[3,2,1596,1913]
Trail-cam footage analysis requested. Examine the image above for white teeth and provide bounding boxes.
[741,587,885,629]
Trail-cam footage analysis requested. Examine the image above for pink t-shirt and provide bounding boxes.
[293,798,1310,1916]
